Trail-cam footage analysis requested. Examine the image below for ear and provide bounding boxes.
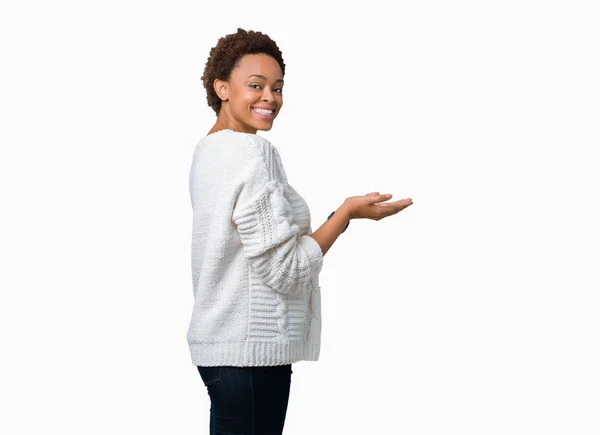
[213,79,229,102]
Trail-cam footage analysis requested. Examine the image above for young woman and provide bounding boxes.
[188,27,413,434]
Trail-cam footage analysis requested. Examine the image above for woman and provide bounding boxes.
[188,28,413,434]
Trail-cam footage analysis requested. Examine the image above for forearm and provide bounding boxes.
[309,202,351,257]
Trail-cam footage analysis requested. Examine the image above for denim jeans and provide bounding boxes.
[197,364,293,435]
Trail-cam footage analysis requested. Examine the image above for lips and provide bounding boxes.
[252,106,275,115]
[252,106,276,118]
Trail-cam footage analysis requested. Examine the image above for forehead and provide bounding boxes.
[232,54,283,80]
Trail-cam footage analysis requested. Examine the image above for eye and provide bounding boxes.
[249,83,283,93]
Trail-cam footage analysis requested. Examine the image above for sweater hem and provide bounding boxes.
[189,339,320,367]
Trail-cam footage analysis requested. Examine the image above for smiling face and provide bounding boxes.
[212,53,284,134]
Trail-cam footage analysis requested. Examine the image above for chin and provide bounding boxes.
[253,121,274,132]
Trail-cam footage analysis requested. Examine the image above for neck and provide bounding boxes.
[208,108,257,135]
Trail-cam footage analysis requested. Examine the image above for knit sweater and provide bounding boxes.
[187,129,324,367]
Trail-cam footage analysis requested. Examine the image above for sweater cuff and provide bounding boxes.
[297,234,324,278]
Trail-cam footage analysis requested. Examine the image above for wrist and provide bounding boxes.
[337,202,353,221]
[328,205,351,233]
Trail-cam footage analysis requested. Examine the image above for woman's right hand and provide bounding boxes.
[343,192,413,221]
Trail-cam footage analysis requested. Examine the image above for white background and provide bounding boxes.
[1,0,599,434]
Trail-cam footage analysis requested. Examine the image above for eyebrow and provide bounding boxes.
[247,74,284,83]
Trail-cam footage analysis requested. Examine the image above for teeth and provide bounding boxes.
[254,108,273,115]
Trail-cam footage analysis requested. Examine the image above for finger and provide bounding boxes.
[375,198,412,206]
[369,193,392,204]
[366,192,380,196]
[377,202,412,218]
[397,199,414,210]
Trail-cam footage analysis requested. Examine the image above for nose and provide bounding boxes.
[262,87,275,103]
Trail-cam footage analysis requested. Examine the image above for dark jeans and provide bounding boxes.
[197,364,293,435]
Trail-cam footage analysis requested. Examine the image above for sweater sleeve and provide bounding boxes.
[231,137,323,295]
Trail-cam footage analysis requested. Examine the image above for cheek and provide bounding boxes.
[230,87,255,105]
[231,93,255,114]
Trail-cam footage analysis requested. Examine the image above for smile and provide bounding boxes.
[252,107,276,119]
[252,107,275,115]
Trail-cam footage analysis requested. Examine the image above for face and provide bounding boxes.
[214,53,284,134]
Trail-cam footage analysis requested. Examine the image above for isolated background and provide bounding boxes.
[1,0,599,434]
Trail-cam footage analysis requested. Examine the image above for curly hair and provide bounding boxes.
[201,28,286,116]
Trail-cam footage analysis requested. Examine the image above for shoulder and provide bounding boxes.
[236,132,276,160]
[224,132,279,174]
[203,130,275,160]
[201,130,283,181]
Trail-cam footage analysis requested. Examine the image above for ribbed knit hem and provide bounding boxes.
[189,340,320,367]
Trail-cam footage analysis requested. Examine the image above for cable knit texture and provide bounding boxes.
[187,129,323,367]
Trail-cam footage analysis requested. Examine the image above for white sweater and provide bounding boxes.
[187,129,324,367]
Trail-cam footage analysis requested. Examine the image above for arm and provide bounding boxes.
[308,202,352,257]
[232,139,323,295]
